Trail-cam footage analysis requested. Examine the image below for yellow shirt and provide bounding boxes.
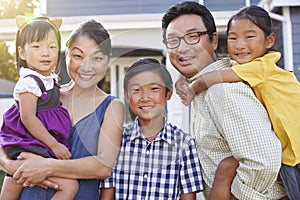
[232,52,300,166]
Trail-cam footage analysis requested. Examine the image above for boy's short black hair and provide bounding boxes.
[124,58,173,96]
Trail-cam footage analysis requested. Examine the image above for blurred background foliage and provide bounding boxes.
[0,40,18,82]
[0,0,37,82]
[0,0,36,19]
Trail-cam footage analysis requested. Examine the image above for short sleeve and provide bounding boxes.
[231,60,266,87]
[13,76,41,100]
[99,167,115,189]
[179,138,204,194]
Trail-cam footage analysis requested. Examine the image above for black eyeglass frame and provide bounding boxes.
[163,31,209,49]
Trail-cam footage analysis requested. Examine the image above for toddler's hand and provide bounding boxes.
[175,75,188,102]
[181,84,195,106]
[175,76,195,106]
[51,142,71,159]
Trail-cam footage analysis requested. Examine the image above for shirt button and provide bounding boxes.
[143,173,148,179]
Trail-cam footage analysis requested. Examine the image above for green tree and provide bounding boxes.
[0,40,18,81]
[0,0,37,19]
[0,0,37,81]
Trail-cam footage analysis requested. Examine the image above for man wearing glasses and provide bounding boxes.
[162,1,287,199]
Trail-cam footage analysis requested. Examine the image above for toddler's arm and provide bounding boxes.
[190,68,242,95]
[175,69,243,106]
[19,92,71,159]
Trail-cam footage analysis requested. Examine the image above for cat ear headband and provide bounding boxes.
[16,15,62,31]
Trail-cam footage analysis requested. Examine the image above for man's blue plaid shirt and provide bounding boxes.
[100,117,204,199]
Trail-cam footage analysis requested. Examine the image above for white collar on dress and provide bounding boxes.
[19,67,58,81]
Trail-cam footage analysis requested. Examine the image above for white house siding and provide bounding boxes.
[46,0,197,16]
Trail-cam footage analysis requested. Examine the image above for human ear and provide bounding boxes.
[18,46,26,60]
[266,32,276,49]
[211,32,218,51]
[166,88,173,100]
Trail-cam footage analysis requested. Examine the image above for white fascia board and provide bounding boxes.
[211,11,236,32]
[0,18,17,39]
[0,11,237,41]
[259,0,300,10]
[270,0,300,8]
[0,18,16,30]
[60,13,163,32]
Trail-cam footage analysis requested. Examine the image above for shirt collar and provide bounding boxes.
[128,117,143,141]
[19,67,58,81]
[128,117,176,146]
[187,58,231,83]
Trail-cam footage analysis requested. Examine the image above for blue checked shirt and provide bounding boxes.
[100,117,204,199]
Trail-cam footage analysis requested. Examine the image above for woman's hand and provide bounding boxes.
[0,145,9,167]
[15,153,59,189]
[0,145,23,175]
[17,151,42,160]
[22,179,58,190]
[13,156,51,185]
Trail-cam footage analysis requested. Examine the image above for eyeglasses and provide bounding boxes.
[163,31,208,49]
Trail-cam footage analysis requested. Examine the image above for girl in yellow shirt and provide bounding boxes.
[176,5,299,200]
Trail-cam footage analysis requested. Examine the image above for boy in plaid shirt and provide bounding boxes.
[100,58,203,199]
